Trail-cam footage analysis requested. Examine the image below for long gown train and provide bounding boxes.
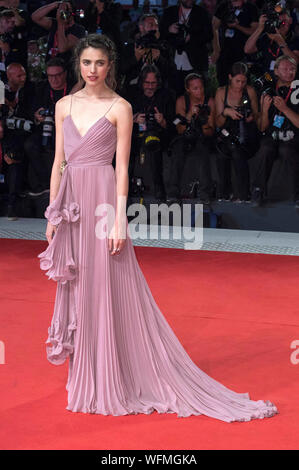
[37,101,278,422]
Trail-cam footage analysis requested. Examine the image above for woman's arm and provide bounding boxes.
[31,1,57,30]
[247,85,259,123]
[111,98,133,247]
[49,96,69,205]
[215,87,227,127]
[202,97,216,137]
[175,95,187,135]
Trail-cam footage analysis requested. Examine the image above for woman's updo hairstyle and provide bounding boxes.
[230,62,248,78]
[73,34,118,90]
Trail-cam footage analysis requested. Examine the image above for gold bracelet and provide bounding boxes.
[60,160,67,175]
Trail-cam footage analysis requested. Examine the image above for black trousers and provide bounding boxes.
[252,135,299,200]
[0,161,24,207]
[129,135,165,196]
[24,131,54,192]
[216,146,251,200]
[167,137,212,200]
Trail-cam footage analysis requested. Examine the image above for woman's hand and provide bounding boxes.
[223,107,243,120]
[46,221,57,244]
[108,223,126,255]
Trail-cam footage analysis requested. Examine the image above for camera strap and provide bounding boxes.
[268,40,280,58]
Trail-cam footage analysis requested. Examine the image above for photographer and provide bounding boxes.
[160,0,213,96]
[127,64,176,201]
[0,117,24,220]
[24,57,72,196]
[244,8,299,73]
[251,55,299,208]
[212,0,259,86]
[0,63,34,218]
[215,62,259,202]
[121,13,176,94]
[83,0,122,53]
[0,8,27,72]
[167,72,215,204]
[31,1,86,73]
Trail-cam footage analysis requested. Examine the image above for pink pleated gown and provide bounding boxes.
[37,98,278,422]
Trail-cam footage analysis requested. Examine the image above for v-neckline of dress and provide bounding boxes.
[66,114,114,140]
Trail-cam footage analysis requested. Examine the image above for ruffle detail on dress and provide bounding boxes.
[46,304,77,365]
[37,202,80,284]
[45,202,80,226]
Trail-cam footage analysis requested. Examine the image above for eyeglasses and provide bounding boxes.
[47,71,65,79]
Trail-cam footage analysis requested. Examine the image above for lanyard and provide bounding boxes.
[268,40,280,58]
[275,84,292,103]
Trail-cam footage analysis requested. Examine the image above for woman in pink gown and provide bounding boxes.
[38,34,278,422]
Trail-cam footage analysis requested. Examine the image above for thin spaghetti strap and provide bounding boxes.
[104,97,120,117]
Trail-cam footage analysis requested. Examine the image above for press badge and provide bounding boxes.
[273,115,285,128]
[269,60,275,71]
[225,29,235,38]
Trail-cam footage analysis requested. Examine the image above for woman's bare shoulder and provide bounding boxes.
[114,95,132,114]
[55,95,72,119]
[215,86,225,97]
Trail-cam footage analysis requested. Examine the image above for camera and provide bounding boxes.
[262,1,283,34]
[129,176,145,196]
[171,105,210,153]
[58,0,73,21]
[175,23,190,54]
[135,31,167,52]
[39,108,55,147]
[216,97,253,155]
[0,32,13,44]
[6,117,33,133]
[252,71,275,97]
[138,109,161,152]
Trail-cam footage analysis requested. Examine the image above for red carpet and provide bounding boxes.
[0,238,298,450]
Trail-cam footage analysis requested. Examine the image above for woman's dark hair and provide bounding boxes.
[73,34,118,90]
[138,64,162,90]
[229,62,248,78]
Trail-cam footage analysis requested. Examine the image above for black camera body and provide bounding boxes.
[135,31,166,52]
[262,1,283,34]
[0,32,13,45]
[253,71,276,97]
[175,23,190,54]
[58,0,73,21]
[195,104,210,126]
[172,105,210,153]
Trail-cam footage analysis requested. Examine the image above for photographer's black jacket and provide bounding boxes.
[160,4,213,73]
[4,81,36,121]
[32,79,73,115]
[126,85,176,146]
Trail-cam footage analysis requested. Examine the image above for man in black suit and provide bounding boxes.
[160,0,213,96]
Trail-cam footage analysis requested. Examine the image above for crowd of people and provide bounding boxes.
[0,0,298,221]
